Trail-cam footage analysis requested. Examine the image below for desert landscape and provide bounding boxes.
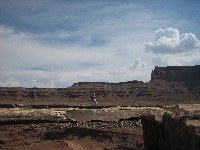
[0,66,200,150]
[1,0,200,149]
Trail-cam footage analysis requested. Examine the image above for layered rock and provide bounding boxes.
[0,80,199,103]
[151,65,200,88]
[1,104,200,149]
[0,105,166,150]
[0,105,167,124]
[0,66,200,103]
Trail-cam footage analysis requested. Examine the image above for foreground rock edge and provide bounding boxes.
[141,104,200,150]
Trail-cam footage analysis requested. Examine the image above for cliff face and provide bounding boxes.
[151,65,200,88]
[0,80,199,103]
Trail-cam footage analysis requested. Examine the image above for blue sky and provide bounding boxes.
[0,0,200,87]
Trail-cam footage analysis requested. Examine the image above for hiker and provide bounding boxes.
[91,93,97,104]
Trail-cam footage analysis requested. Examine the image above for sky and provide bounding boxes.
[0,0,200,88]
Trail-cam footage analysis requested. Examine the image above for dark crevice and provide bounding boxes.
[119,117,140,121]
[0,120,77,126]
[0,104,113,109]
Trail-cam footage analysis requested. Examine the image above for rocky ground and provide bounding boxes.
[0,105,169,150]
[1,104,200,150]
[0,123,143,150]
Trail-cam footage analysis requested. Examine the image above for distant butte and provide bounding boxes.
[151,65,200,88]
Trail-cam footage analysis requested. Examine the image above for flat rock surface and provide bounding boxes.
[0,106,167,123]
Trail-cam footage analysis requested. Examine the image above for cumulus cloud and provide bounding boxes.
[129,58,146,70]
[145,28,200,54]
[152,48,200,67]
[108,67,128,75]
[108,58,146,75]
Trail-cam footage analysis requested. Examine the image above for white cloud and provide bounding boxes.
[145,28,200,54]
[48,80,56,88]
[108,67,128,75]
[1,1,184,87]
[108,58,146,75]
[24,80,44,88]
[152,55,182,66]
[0,24,153,87]
[144,28,200,67]
[22,79,56,88]
[152,48,200,66]
[92,72,101,76]
[0,25,112,87]
[129,58,146,70]
[0,80,21,87]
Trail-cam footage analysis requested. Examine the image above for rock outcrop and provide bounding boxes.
[151,65,200,88]
[142,104,200,150]
[0,105,167,124]
[1,104,200,149]
[1,105,160,150]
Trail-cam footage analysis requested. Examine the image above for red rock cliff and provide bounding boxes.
[151,65,200,88]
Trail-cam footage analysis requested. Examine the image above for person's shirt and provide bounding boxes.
[92,94,96,99]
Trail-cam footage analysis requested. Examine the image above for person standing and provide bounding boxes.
[91,93,97,104]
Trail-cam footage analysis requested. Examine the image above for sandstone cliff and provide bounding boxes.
[151,65,200,88]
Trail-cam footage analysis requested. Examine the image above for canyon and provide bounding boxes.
[0,65,200,150]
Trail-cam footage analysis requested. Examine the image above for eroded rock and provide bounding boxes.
[142,104,200,150]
